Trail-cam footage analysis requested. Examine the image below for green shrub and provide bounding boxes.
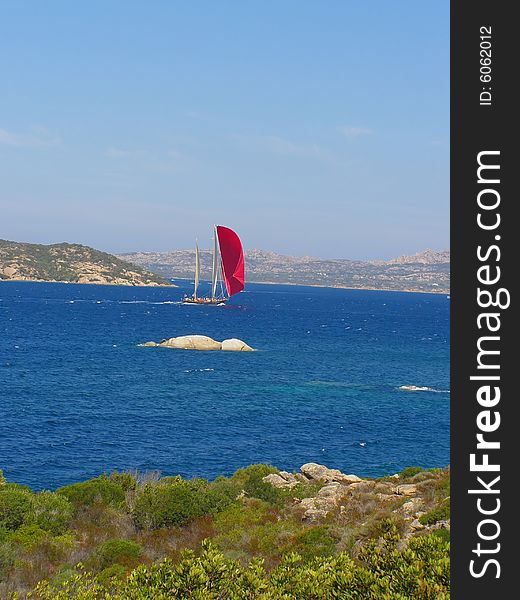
[191,480,238,517]
[431,527,451,543]
[435,473,450,499]
[0,540,16,578]
[207,476,241,502]
[30,535,450,599]
[400,466,424,479]
[0,482,31,492]
[0,469,5,486]
[97,563,128,585]
[5,523,48,550]
[289,526,336,561]
[230,464,278,486]
[419,499,450,525]
[94,538,142,569]
[213,499,274,532]
[0,488,32,530]
[229,464,282,504]
[56,477,125,509]
[108,471,137,492]
[27,491,73,535]
[133,477,234,530]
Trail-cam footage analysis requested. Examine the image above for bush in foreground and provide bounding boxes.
[29,531,449,599]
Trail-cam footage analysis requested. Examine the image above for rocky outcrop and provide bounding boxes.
[261,463,448,532]
[394,483,418,496]
[142,335,255,351]
[261,463,366,523]
[397,497,424,516]
[300,463,362,485]
[263,472,299,489]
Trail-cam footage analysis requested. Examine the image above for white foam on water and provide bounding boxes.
[398,385,450,393]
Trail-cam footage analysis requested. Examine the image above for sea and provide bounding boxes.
[0,280,449,491]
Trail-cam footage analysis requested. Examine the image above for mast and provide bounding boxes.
[194,242,200,299]
[211,226,218,299]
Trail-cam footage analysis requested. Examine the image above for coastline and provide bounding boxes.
[171,277,449,295]
[0,276,448,295]
[0,277,177,288]
[246,279,449,295]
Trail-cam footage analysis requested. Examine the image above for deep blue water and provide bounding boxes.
[0,280,449,490]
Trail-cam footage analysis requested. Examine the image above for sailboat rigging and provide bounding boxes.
[182,225,245,305]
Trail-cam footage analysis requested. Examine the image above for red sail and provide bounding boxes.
[216,225,245,297]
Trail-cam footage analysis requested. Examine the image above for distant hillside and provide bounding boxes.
[388,249,450,265]
[0,239,172,286]
[119,248,450,294]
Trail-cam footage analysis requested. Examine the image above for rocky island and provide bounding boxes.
[0,239,172,287]
[142,335,254,351]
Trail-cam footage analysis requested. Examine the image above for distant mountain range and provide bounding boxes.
[0,239,171,286]
[119,248,450,294]
[0,239,449,293]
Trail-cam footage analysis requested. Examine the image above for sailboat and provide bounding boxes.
[182,225,245,305]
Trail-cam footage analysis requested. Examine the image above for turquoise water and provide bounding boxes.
[0,280,449,490]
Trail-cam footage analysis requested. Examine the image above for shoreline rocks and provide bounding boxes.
[300,462,362,485]
[141,334,255,352]
[261,463,449,532]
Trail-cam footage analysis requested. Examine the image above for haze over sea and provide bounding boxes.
[0,281,449,491]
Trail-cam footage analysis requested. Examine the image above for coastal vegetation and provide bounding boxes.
[0,240,170,286]
[0,464,450,598]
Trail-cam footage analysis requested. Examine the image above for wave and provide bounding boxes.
[398,385,450,393]
[120,300,180,305]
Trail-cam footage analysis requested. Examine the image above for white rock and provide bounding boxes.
[221,338,254,352]
[159,335,222,351]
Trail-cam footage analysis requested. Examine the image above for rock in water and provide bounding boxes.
[143,335,255,351]
[221,338,254,352]
[159,335,222,351]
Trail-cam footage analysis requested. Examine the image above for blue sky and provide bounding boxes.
[0,1,448,259]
